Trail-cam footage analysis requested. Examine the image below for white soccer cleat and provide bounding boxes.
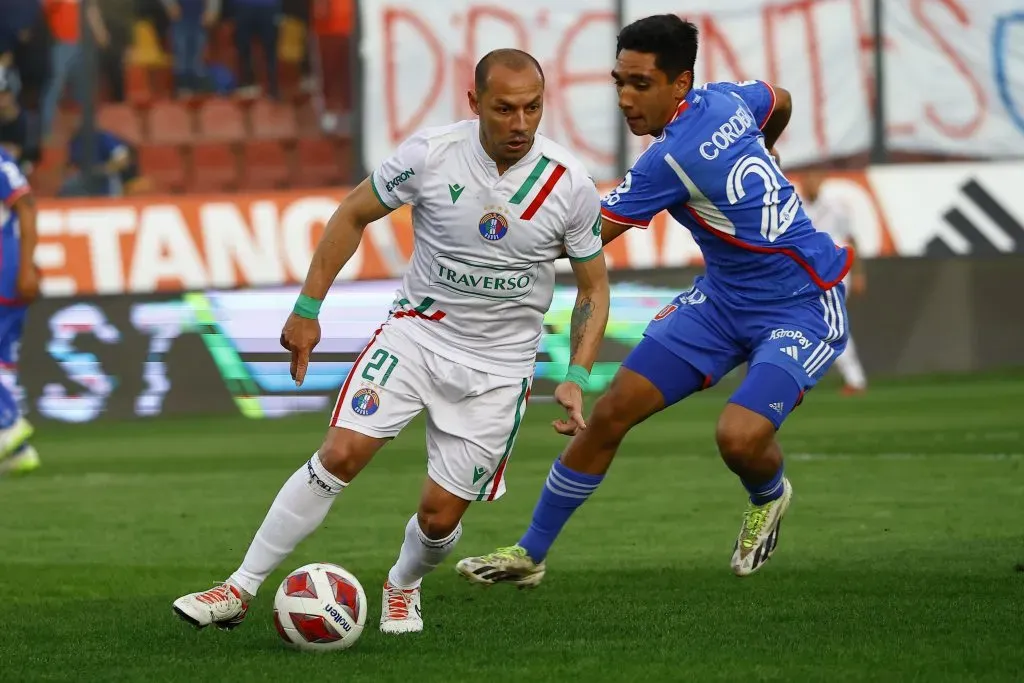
[172,582,249,629]
[455,545,546,588]
[731,478,793,577]
[379,581,422,634]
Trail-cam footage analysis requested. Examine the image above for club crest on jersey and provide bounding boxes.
[351,387,380,416]
[479,211,509,241]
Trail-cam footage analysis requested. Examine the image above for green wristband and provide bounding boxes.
[293,294,322,319]
[565,364,590,391]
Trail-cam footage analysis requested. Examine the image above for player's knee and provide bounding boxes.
[416,507,462,540]
[417,479,470,539]
[316,441,359,481]
[715,409,772,462]
[580,364,668,448]
[588,392,634,446]
[317,429,381,482]
[715,425,757,461]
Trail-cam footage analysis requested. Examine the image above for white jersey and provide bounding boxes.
[370,119,602,378]
[803,184,854,247]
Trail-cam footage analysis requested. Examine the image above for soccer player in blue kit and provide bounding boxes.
[457,14,853,581]
[0,147,40,475]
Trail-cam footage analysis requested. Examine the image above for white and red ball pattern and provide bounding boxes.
[273,562,367,651]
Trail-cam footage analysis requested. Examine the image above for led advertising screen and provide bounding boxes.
[15,277,685,423]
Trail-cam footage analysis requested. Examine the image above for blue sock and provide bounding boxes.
[0,381,18,430]
[742,463,785,505]
[518,458,604,563]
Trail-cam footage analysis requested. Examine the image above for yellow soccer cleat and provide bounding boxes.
[455,545,546,588]
[0,444,40,476]
[731,478,793,577]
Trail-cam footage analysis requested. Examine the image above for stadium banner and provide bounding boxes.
[15,254,1024,424]
[358,0,1024,173]
[34,161,1024,297]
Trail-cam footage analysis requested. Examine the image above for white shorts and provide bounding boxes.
[331,322,532,502]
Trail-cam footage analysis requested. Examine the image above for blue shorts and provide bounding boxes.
[622,277,849,428]
[0,306,26,367]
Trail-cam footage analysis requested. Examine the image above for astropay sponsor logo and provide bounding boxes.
[770,328,812,350]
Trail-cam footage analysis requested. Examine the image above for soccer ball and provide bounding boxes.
[272,562,367,651]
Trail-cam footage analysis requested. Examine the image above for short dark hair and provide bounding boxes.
[474,49,545,93]
[616,14,699,80]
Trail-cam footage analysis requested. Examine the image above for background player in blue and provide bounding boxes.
[458,14,853,583]
[0,147,40,476]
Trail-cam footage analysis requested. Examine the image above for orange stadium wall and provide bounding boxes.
[31,162,1024,297]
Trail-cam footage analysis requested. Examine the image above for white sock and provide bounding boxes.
[387,515,463,590]
[229,452,346,597]
[835,335,867,389]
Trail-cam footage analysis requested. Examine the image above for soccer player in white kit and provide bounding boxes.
[172,49,610,636]
[800,169,868,394]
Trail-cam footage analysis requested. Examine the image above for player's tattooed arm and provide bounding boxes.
[567,255,611,370]
[761,86,792,150]
[301,177,393,299]
[570,296,594,356]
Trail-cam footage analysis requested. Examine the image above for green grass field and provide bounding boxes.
[1,373,1023,682]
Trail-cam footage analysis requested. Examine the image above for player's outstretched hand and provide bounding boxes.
[552,381,587,436]
[280,312,321,387]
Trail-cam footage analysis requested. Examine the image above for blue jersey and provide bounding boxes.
[0,148,30,305]
[601,80,852,304]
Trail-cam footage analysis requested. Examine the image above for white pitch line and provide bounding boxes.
[788,452,1022,461]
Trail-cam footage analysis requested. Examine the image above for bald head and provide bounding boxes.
[474,49,545,93]
[468,49,545,173]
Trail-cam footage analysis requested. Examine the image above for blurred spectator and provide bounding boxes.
[800,169,869,395]
[0,1,42,63]
[135,0,170,39]
[40,0,110,139]
[312,0,352,111]
[312,0,350,35]
[7,5,52,113]
[0,68,28,165]
[98,0,136,102]
[282,0,311,84]
[161,0,220,96]
[59,125,147,197]
[234,0,280,99]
